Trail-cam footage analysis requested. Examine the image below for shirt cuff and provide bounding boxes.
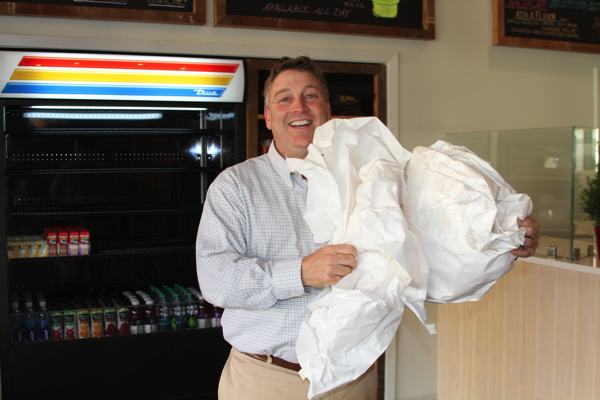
[271,258,306,300]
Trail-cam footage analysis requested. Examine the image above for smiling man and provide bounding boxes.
[196,57,368,400]
[196,56,540,400]
[263,63,331,159]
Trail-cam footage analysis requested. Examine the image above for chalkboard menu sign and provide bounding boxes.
[494,0,600,53]
[215,0,435,39]
[0,0,205,24]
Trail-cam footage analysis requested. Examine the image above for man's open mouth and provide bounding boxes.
[289,119,312,127]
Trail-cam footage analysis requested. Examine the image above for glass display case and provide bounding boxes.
[444,126,599,262]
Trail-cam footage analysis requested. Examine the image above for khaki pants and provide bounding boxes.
[218,348,378,400]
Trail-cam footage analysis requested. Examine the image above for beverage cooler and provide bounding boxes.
[0,51,245,400]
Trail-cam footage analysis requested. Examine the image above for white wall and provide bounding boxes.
[1,1,599,399]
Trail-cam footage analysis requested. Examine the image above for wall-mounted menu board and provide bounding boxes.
[214,0,435,39]
[494,0,600,53]
[0,0,205,25]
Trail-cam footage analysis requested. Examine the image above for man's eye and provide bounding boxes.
[305,94,318,101]
[277,96,291,104]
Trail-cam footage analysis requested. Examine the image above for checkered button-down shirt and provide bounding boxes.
[196,142,322,363]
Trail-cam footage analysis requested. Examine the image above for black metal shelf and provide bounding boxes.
[5,167,211,176]
[8,205,203,217]
[5,127,235,137]
[11,326,223,346]
[8,242,194,265]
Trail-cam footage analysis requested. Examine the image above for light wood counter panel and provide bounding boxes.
[437,259,600,400]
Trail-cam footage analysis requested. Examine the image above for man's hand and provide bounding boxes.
[301,244,358,288]
[512,216,540,258]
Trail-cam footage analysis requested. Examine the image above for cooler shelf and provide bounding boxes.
[8,205,203,217]
[6,167,211,175]
[8,243,194,264]
[7,127,224,136]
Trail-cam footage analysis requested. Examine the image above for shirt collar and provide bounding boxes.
[267,140,295,188]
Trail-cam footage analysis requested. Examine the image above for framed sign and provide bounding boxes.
[214,0,435,39]
[494,0,600,54]
[0,0,205,25]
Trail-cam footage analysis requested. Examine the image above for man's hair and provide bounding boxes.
[263,56,329,107]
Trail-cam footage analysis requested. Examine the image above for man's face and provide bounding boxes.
[264,69,331,159]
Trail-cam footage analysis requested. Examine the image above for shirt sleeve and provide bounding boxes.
[196,171,306,310]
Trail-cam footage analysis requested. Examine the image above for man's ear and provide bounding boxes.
[264,107,272,130]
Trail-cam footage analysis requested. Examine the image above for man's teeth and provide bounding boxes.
[289,120,311,127]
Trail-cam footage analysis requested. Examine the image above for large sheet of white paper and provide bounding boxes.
[403,141,532,303]
[288,118,428,399]
[287,117,532,398]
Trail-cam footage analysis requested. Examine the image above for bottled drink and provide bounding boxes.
[100,297,117,337]
[89,300,104,339]
[112,296,130,336]
[188,288,208,329]
[203,297,215,328]
[145,297,158,334]
[11,295,23,342]
[165,287,184,331]
[63,305,77,340]
[135,290,156,334]
[49,309,63,341]
[151,287,171,333]
[37,293,51,342]
[176,285,197,330]
[67,230,79,256]
[78,228,90,255]
[57,230,68,256]
[213,307,223,328]
[46,229,58,257]
[124,292,141,335]
[75,300,90,339]
[23,295,36,342]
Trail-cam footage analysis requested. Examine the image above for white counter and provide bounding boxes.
[527,255,600,274]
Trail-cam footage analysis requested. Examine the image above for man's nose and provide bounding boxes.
[291,96,307,112]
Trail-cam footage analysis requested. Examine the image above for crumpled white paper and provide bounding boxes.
[403,141,532,302]
[288,117,429,399]
[287,117,532,399]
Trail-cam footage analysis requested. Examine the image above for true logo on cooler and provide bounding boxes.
[194,88,225,97]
